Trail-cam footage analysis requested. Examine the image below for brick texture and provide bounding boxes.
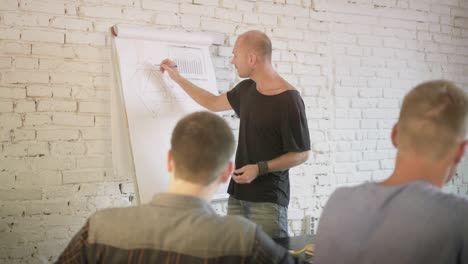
[0,0,467,262]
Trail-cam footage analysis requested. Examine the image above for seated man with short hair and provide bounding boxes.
[56,111,299,264]
[315,80,468,264]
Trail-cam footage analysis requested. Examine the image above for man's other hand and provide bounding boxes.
[232,164,259,184]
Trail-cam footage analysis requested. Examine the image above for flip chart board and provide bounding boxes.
[111,25,229,204]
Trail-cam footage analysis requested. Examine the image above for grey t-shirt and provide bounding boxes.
[315,181,468,264]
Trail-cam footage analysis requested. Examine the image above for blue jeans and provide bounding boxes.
[227,196,288,238]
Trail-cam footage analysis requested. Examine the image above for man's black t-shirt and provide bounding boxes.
[226,79,311,207]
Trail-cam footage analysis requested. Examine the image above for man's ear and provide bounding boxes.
[167,150,173,173]
[454,140,468,164]
[391,124,398,148]
[220,161,233,183]
[248,52,257,66]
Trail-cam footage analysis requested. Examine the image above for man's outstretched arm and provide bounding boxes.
[160,59,232,112]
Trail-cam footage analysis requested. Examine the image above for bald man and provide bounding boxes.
[160,30,311,238]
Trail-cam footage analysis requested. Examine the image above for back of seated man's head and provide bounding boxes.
[170,111,235,184]
[397,80,468,161]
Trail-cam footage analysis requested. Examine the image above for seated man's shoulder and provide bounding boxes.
[404,181,466,203]
[426,186,468,211]
[326,184,365,203]
[185,215,260,258]
[92,205,142,220]
[88,205,150,231]
[213,214,257,234]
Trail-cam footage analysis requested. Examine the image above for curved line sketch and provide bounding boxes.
[127,60,191,117]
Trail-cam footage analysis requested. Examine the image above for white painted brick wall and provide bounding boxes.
[0,0,467,262]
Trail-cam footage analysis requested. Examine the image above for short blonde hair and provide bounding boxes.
[397,80,468,160]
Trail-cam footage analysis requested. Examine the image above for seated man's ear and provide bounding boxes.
[220,161,234,183]
[455,140,468,164]
[167,150,173,173]
[391,124,398,148]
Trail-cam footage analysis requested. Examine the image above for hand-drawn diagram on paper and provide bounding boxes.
[112,32,228,204]
[127,46,208,118]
